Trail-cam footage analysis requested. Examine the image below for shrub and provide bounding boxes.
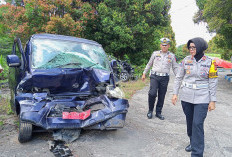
[0,55,9,81]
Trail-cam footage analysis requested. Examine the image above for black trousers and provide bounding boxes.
[181,101,208,157]
[148,74,169,114]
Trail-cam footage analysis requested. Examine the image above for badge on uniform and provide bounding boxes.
[187,66,191,69]
[186,70,190,74]
[168,59,171,63]
[187,60,193,63]
[168,55,172,59]
[202,56,206,61]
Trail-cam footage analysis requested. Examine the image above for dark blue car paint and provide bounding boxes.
[17,68,111,94]
[18,93,128,130]
[8,34,129,130]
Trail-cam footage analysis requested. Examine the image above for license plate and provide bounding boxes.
[62,109,91,120]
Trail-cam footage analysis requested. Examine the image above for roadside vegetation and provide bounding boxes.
[120,79,150,100]
[0,91,14,127]
[194,0,232,60]
[205,53,221,59]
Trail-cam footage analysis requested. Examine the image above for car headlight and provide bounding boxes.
[106,85,125,99]
[95,82,108,94]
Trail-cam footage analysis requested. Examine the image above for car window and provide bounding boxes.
[31,38,110,71]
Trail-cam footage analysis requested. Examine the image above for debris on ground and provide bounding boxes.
[48,140,73,157]
[53,129,81,143]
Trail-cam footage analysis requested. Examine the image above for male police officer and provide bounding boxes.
[142,38,179,120]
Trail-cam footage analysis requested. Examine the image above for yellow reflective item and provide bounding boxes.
[209,60,218,78]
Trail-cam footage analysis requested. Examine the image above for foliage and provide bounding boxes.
[194,0,232,52]
[0,55,9,81]
[175,45,186,62]
[0,22,12,81]
[205,35,231,60]
[84,0,176,66]
[0,0,96,42]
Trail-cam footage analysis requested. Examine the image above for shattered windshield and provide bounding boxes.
[31,38,110,71]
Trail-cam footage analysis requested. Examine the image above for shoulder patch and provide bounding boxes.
[209,60,218,78]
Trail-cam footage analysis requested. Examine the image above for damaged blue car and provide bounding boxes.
[7,34,129,143]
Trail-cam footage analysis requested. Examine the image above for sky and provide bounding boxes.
[170,0,216,46]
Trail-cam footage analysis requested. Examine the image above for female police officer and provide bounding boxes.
[172,37,218,156]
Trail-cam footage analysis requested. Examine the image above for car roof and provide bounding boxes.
[31,33,101,46]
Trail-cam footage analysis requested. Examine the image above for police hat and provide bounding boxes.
[160,38,170,45]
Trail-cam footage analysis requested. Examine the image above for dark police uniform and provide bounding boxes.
[143,41,179,119]
[173,54,218,156]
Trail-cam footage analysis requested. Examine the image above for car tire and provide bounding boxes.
[18,120,33,143]
[120,72,129,82]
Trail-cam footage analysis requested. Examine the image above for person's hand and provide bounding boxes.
[172,94,178,105]
[208,101,216,111]
[142,74,146,81]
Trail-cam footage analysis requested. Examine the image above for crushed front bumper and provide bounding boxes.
[17,93,129,130]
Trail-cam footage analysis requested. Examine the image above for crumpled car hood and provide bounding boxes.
[17,68,111,94]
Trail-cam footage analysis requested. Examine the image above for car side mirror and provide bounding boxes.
[110,59,118,70]
[7,55,21,67]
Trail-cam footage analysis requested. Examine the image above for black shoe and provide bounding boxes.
[155,114,164,120]
[147,111,153,119]
[185,144,192,152]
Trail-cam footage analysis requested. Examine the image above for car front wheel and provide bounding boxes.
[18,120,33,143]
[120,72,129,82]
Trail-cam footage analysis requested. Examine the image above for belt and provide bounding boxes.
[153,72,169,76]
[182,81,209,89]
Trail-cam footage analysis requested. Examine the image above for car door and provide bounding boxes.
[8,38,26,113]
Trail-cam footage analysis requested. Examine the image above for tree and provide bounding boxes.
[194,0,232,52]
[0,0,96,42]
[84,0,176,65]
[0,0,176,66]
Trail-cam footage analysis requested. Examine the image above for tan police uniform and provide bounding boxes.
[173,55,218,103]
[173,46,218,156]
[143,37,179,119]
[143,50,179,76]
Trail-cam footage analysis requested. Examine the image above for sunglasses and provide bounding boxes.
[189,46,196,50]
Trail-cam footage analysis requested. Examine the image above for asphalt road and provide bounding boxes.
[0,69,232,157]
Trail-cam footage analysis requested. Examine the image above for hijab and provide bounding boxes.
[187,37,208,62]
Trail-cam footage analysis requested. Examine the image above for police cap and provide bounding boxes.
[160,38,170,45]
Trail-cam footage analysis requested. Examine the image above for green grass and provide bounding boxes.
[0,120,3,126]
[205,53,221,58]
[0,95,12,115]
[0,79,8,84]
[120,79,149,99]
